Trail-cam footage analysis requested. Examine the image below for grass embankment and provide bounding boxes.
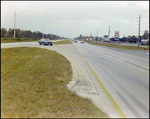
[86,40,149,50]
[1,47,108,118]
[53,39,73,45]
[1,38,39,43]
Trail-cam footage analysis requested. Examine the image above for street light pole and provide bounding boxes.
[108,25,111,38]
[43,26,44,39]
[14,11,16,38]
[52,30,53,40]
[97,30,98,41]
[138,15,141,49]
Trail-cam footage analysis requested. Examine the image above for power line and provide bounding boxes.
[113,22,137,29]
[16,16,40,28]
[110,16,148,30]
[2,13,41,32]
[122,19,137,25]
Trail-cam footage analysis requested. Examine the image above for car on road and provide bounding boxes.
[38,38,53,46]
[103,38,110,42]
[74,40,77,43]
[81,41,84,43]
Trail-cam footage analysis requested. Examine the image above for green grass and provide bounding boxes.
[1,38,39,43]
[86,41,149,50]
[53,39,73,44]
[1,47,108,118]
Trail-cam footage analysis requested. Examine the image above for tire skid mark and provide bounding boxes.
[125,61,149,71]
[103,52,118,58]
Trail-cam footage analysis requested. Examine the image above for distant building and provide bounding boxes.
[79,34,82,40]
[114,31,119,41]
[141,39,148,45]
[103,35,108,39]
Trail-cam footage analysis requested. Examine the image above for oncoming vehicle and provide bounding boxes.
[74,40,77,43]
[81,41,84,43]
[38,38,53,46]
[103,38,110,42]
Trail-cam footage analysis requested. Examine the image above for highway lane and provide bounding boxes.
[74,41,149,118]
[1,41,149,118]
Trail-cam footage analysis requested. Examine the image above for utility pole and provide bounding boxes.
[108,25,111,38]
[52,30,53,40]
[97,30,98,41]
[14,11,16,38]
[43,26,44,38]
[87,32,88,38]
[138,15,141,49]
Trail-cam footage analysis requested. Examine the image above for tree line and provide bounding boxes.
[1,28,66,40]
[125,30,149,40]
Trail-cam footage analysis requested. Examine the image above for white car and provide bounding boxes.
[81,41,84,43]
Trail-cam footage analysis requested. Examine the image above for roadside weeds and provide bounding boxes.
[85,41,149,50]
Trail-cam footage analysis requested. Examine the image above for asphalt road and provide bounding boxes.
[74,41,149,118]
[1,41,149,118]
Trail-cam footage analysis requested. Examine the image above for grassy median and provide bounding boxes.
[86,40,149,50]
[53,39,72,44]
[1,47,108,118]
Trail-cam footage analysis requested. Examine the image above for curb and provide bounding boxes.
[60,54,80,89]
[61,53,97,95]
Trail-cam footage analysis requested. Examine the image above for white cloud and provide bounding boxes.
[138,1,149,8]
[1,1,149,38]
[89,20,101,23]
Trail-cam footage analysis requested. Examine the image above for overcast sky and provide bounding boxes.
[1,1,149,38]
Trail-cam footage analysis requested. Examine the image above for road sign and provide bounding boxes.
[115,31,119,35]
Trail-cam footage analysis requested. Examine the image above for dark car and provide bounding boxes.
[74,40,77,43]
[38,39,53,46]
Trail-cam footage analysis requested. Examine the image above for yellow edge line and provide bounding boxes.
[85,60,126,118]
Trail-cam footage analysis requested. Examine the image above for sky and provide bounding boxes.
[1,1,149,38]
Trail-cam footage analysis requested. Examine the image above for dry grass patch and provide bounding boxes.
[86,41,149,50]
[1,47,108,118]
[54,39,73,44]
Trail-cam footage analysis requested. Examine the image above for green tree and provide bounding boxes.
[131,35,137,39]
[138,35,143,40]
[143,30,149,39]
[4,31,10,38]
[128,35,131,39]
[128,38,132,43]
[1,28,7,37]
[8,28,14,38]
